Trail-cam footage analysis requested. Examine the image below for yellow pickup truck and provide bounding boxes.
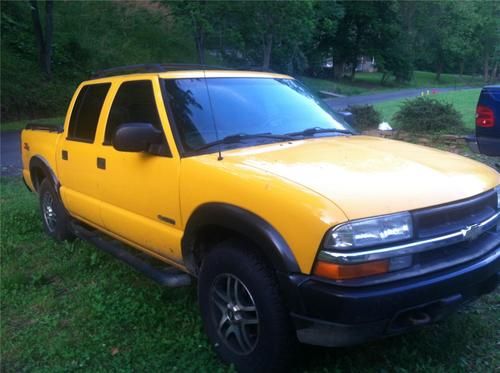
[21,65,499,372]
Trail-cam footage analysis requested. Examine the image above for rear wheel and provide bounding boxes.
[38,179,74,241]
[198,240,296,372]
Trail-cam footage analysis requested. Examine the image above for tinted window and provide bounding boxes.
[67,83,110,142]
[105,80,162,144]
[163,78,351,152]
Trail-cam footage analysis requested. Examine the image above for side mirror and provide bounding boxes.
[113,123,163,153]
[337,111,355,127]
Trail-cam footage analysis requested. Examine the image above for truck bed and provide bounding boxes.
[21,125,63,191]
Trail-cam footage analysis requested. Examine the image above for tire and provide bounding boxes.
[198,239,296,373]
[38,178,74,241]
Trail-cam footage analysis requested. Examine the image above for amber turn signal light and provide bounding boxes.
[313,260,389,280]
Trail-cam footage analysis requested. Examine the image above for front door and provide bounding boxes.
[96,78,183,263]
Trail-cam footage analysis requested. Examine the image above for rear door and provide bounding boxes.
[58,82,111,226]
[96,78,184,263]
[476,86,500,156]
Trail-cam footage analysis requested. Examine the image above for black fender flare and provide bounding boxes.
[181,203,301,275]
[29,155,60,194]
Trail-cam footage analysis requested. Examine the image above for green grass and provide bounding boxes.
[1,117,64,133]
[300,76,372,96]
[1,177,499,372]
[356,70,486,88]
[302,71,487,99]
[374,89,481,130]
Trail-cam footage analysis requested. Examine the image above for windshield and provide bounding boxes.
[162,77,354,154]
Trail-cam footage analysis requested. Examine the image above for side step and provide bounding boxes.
[70,222,192,288]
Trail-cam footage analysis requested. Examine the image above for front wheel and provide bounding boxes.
[198,240,296,372]
[38,179,74,241]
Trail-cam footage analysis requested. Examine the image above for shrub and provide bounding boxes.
[346,105,382,131]
[393,97,464,133]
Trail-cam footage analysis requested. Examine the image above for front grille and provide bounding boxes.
[413,190,498,239]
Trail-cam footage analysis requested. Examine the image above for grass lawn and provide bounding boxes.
[299,76,372,96]
[1,117,64,133]
[356,70,486,89]
[374,89,481,130]
[302,71,487,98]
[1,177,499,372]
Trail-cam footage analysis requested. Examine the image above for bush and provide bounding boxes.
[393,97,464,133]
[346,105,382,131]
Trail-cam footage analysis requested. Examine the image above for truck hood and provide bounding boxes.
[223,136,499,219]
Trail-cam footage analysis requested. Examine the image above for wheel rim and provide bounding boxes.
[42,192,57,233]
[210,273,260,355]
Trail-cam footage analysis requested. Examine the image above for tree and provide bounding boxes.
[167,1,211,64]
[472,1,500,82]
[413,1,476,82]
[237,1,315,71]
[29,0,53,78]
[305,0,344,76]
[331,1,401,80]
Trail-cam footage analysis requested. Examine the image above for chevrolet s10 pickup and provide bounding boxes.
[21,64,499,372]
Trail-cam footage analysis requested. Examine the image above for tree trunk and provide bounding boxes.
[491,61,498,83]
[29,0,44,69]
[262,33,273,70]
[459,61,464,76]
[435,62,443,82]
[333,59,344,80]
[195,30,205,65]
[483,55,489,82]
[29,0,53,79]
[44,0,53,78]
[350,57,357,81]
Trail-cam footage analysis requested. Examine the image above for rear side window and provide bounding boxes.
[104,80,162,144]
[67,83,110,142]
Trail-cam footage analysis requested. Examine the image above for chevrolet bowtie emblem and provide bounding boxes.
[461,224,481,241]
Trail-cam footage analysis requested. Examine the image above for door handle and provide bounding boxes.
[62,150,68,160]
[97,157,106,170]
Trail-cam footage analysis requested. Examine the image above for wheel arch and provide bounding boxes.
[181,203,301,275]
[29,156,60,194]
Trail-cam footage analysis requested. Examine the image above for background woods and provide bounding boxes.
[1,0,499,120]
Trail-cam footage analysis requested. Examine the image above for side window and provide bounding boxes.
[105,80,163,145]
[67,83,110,142]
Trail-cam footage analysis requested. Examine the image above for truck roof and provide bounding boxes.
[88,63,291,81]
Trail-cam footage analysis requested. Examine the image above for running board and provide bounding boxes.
[70,222,192,288]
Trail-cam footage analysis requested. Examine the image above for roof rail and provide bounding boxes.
[90,63,233,79]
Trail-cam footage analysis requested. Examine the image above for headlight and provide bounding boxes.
[324,212,413,250]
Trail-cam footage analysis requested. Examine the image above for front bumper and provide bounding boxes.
[286,233,500,347]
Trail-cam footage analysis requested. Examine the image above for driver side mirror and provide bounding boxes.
[113,122,163,153]
[337,111,355,127]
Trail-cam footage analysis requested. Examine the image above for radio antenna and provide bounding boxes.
[202,69,223,161]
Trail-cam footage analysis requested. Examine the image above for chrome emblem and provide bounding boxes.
[461,224,481,241]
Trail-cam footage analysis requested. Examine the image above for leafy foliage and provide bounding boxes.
[1,0,499,121]
[393,97,465,133]
[346,105,382,131]
[1,1,195,120]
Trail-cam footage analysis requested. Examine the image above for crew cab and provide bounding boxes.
[21,65,499,372]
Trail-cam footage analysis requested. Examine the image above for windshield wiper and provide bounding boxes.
[194,133,292,151]
[285,127,353,137]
